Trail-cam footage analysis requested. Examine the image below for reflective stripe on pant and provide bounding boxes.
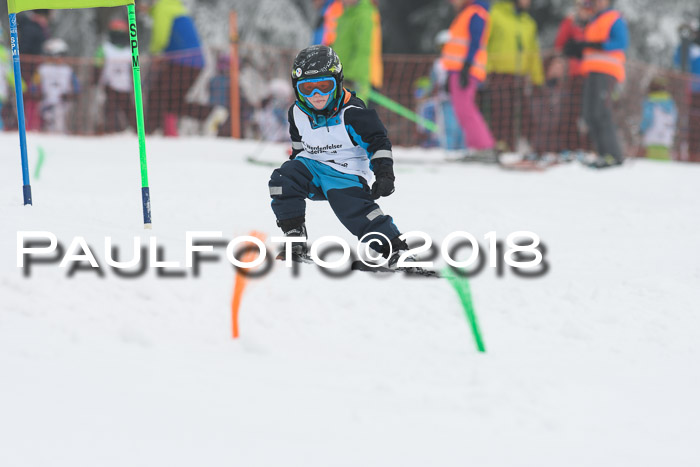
[269,157,400,241]
[582,72,623,163]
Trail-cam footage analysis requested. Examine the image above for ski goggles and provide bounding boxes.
[296,77,337,98]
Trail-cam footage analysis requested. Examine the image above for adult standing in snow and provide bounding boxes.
[143,0,228,137]
[674,17,700,161]
[331,0,383,101]
[441,0,496,158]
[312,0,344,46]
[485,0,544,153]
[564,0,628,168]
[552,0,592,153]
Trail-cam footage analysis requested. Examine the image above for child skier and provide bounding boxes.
[639,76,677,161]
[268,45,412,268]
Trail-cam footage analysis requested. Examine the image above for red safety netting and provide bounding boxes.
[2,46,698,162]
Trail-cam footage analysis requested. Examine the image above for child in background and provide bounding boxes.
[96,19,135,133]
[428,31,466,153]
[254,78,295,142]
[639,77,678,161]
[414,77,440,148]
[33,38,80,133]
[208,52,232,137]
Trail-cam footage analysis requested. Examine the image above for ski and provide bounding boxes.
[350,260,443,279]
[275,252,442,278]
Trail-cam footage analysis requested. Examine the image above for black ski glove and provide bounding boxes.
[563,39,585,59]
[563,40,604,59]
[459,61,472,88]
[584,41,604,50]
[370,159,395,199]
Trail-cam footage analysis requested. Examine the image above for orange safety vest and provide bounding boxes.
[441,3,490,81]
[370,8,383,88]
[322,1,344,46]
[581,10,626,82]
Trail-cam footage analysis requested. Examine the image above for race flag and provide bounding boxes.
[8,0,133,13]
[7,0,152,228]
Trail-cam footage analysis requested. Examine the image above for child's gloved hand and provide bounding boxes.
[371,159,395,199]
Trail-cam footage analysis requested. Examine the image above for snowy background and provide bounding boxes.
[1,133,699,465]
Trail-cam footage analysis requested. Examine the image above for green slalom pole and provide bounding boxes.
[127,3,152,229]
[443,267,486,353]
[368,89,438,134]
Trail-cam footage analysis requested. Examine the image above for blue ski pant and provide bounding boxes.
[269,157,400,243]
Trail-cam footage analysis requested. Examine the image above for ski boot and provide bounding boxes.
[590,154,623,169]
[275,217,309,263]
[380,236,420,270]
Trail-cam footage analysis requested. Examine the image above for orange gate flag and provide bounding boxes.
[231,231,267,339]
[8,0,134,13]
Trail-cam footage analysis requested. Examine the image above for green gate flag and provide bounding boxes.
[8,0,133,13]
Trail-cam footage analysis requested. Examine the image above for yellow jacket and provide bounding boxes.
[486,1,544,85]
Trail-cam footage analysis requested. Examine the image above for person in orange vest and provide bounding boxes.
[441,0,495,156]
[313,0,344,46]
[552,0,593,153]
[564,0,628,168]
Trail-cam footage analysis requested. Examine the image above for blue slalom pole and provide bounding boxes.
[9,14,32,206]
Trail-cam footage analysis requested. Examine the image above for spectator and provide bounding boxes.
[442,0,495,158]
[421,30,466,152]
[552,0,592,152]
[312,0,343,46]
[208,52,232,137]
[96,19,135,133]
[144,0,228,136]
[414,77,441,148]
[16,9,50,56]
[639,76,677,161]
[253,79,295,142]
[17,9,51,131]
[565,0,628,168]
[33,38,79,134]
[332,0,383,101]
[674,17,700,160]
[486,0,544,152]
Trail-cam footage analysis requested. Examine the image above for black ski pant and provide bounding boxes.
[582,72,623,163]
[269,158,401,247]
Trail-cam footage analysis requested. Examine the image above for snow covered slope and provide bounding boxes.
[1,133,699,466]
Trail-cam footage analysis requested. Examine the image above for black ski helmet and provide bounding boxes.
[291,45,344,115]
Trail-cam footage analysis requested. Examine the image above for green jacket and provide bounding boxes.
[487,1,544,85]
[332,0,381,100]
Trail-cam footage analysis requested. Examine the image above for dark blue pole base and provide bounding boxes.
[23,185,33,206]
[141,186,152,228]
